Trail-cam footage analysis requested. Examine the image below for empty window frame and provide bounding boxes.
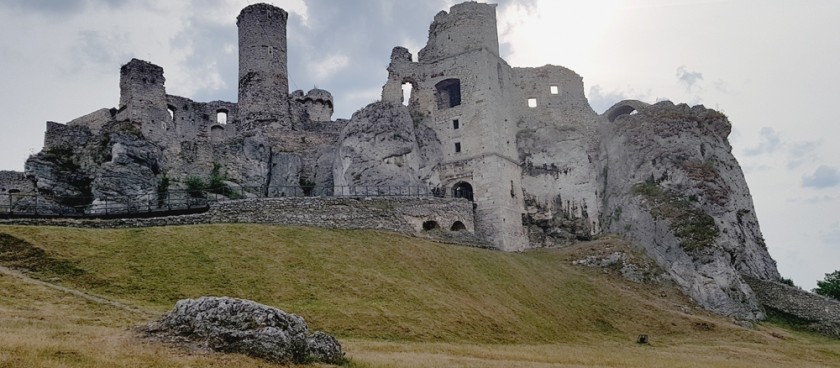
[454,142,462,153]
[453,119,460,130]
[217,110,229,125]
[435,78,462,109]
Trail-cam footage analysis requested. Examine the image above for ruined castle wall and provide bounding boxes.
[0,197,481,245]
[43,121,93,151]
[165,95,238,143]
[0,171,34,195]
[0,171,34,213]
[745,277,840,338]
[238,4,290,131]
[512,66,603,244]
[67,108,116,134]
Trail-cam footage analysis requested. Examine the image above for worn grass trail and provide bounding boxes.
[0,224,838,367]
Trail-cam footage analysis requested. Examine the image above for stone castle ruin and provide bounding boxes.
[4,2,835,329]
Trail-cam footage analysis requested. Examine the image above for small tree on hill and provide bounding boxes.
[813,270,840,301]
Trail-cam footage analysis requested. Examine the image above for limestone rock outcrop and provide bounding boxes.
[599,101,780,319]
[143,297,343,365]
[333,102,441,194]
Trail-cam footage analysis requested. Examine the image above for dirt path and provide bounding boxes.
[0,264,156,316]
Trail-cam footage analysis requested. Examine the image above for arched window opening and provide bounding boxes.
[217,109,229,125]
[167,105,176,120]
[450,221,466,231]
[435,78,461,109]
[452,181,474,202]
[401,82,413,106]
[422,220,440,231]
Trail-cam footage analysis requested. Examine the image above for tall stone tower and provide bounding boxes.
[382,2,529,250]
[237,3,290,131]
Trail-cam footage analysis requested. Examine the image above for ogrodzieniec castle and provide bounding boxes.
[3,2,839,333]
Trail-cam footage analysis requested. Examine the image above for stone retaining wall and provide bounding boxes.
[745,276,840,338]
[0,197,486,246]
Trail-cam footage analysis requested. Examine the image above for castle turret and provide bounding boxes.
[237,3,290,131]
[303,89,334,122]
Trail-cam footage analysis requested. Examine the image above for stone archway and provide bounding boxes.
[452,181,474,201]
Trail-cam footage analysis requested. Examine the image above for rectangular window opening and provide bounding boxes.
[528,98,538,108]
[453,119,460,130]
[454,142,462,153]
[550,86,559,94]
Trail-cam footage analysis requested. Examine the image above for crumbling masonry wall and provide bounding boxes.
[0,197,480,245]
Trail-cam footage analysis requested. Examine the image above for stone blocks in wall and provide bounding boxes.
[44,122,93,151]
[0,197,483,246]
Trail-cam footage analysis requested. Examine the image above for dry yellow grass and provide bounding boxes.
[0,224,838,367]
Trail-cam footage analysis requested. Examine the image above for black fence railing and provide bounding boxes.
[0,185,460,219]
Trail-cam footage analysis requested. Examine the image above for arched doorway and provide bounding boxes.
[452,181,474,201]
[450,221,466,231]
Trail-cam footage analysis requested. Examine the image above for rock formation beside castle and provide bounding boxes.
[0,2,785,321]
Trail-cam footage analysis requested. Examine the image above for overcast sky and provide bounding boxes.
[0,0,837,290]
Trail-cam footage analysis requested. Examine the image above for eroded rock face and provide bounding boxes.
[333,101,441,194]
[599,101,780,320]
[143,297,343,365]
[89,132,162,212]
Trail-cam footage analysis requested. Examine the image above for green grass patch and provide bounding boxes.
[0,224,718,344]
[0,225,838,367]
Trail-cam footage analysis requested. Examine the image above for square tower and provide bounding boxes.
[384,3,528,250]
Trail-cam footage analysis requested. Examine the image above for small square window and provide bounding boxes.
[550,86,559,94]
[527,98,538,108]
[453,119,460,130]
[454,142,461,153]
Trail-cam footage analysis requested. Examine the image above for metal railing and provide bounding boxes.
[0,185,460,219]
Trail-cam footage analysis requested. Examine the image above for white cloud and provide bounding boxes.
[803,166,840,189]
[744,127,782,156]
[308,54,349,84]
[823,222,840,244]
[676,65,703,92]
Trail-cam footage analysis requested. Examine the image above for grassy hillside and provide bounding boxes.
[1,224,839,367]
